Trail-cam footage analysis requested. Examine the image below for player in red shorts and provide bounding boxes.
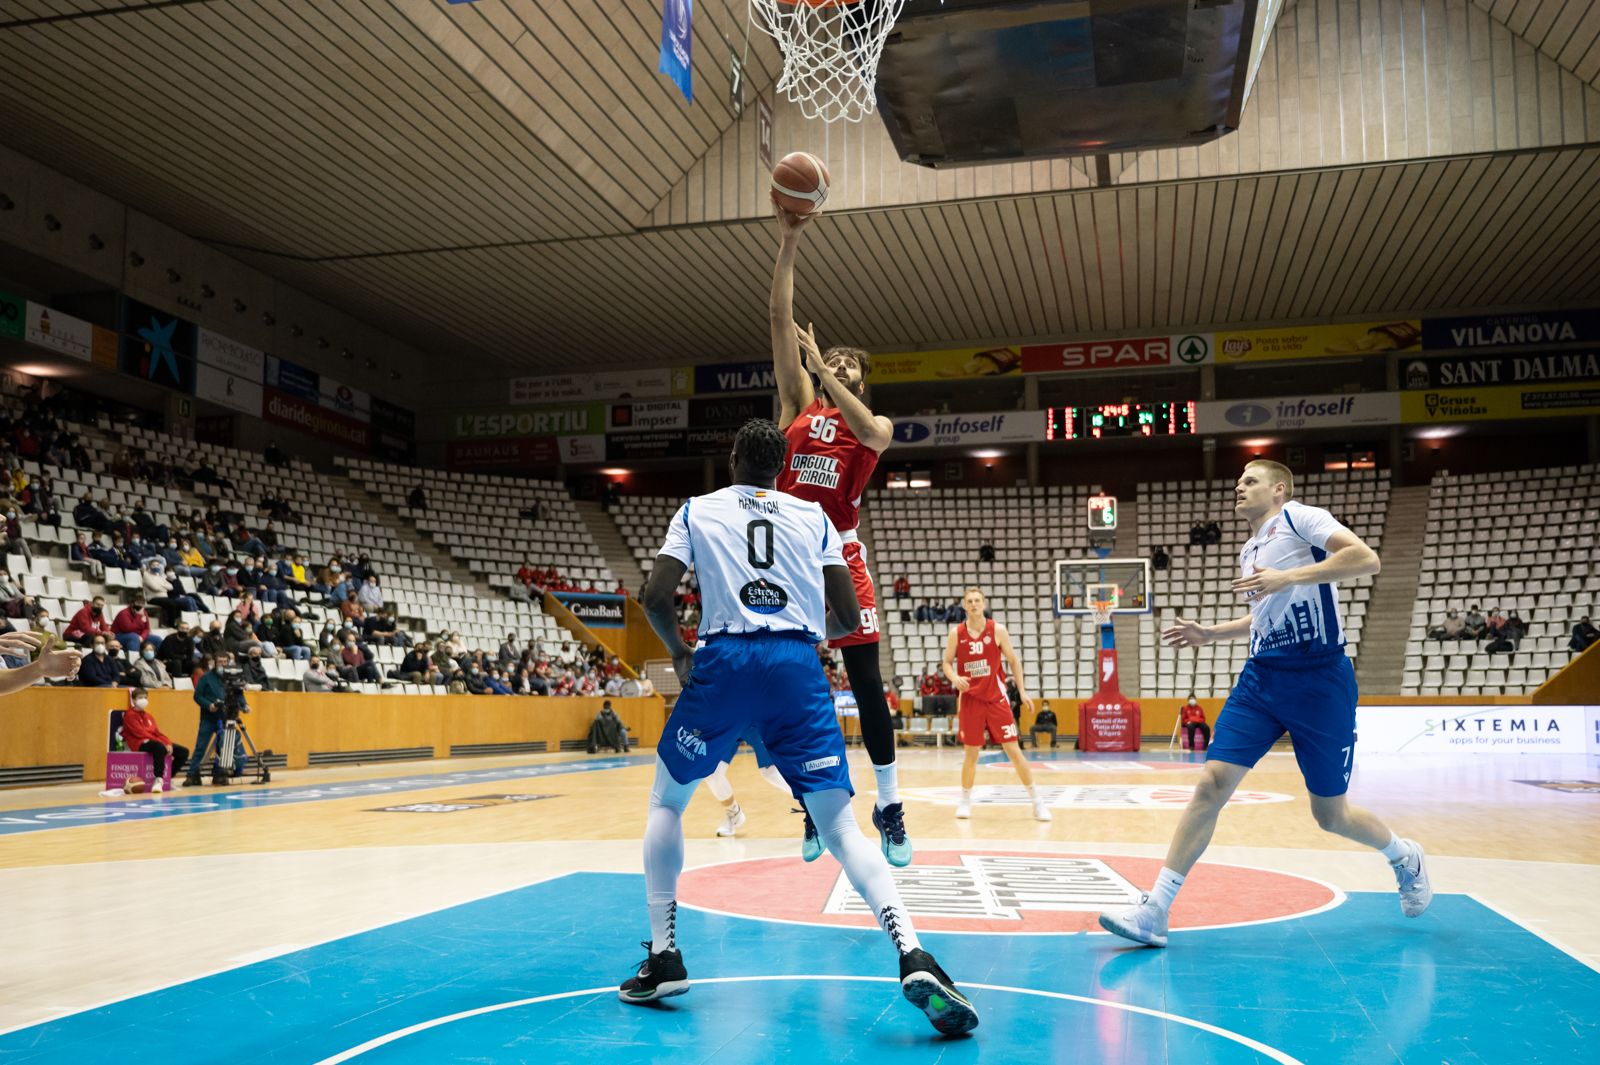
[769,204,912,866]
[942,587,1051,823]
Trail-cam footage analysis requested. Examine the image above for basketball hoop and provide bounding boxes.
[748,0,907,122]
[1090,600,1115,629]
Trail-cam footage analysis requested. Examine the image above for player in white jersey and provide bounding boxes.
[619,420,978,1037]
[1101,460,1431,947]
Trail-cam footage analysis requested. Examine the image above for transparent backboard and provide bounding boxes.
[1053,557,1152,616]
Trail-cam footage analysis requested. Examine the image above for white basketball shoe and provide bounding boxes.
[1098,894,1169,947]
[1391,839,1433,917]
[715,803,746,838]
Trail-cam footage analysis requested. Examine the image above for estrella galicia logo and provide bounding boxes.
[739,579,789,614]
[893,422,931,444]
[1224,403,1271,427]
[676,726,708,762]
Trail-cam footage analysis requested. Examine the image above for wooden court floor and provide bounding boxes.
[1,743,1597,1062]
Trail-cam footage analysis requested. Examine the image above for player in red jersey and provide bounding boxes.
[769,204,912,867]
[942,587,1051,823]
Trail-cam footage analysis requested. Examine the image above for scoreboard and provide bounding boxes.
[1046,402,1197,440]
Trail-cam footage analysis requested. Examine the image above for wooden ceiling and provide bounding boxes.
[2,0,1598,384]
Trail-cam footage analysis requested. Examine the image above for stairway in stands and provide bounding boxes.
[1355,484,1430,694]
[329,471,500,599]
[574,500,647,598]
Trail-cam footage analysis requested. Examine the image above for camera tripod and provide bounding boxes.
[192,718,273,786]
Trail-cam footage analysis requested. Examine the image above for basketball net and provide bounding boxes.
[748,0,907,122]
[1091,601,1115,630]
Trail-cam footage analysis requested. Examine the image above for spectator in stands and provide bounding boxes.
[29,606,65,654]
[264,441,288,468]
[85,532,122,575]
[498,632,521,669]
[1427,609,1465,641]
[357,575,384,611]
[483,667,514,695]
[892,574,911,600]
[143,559,203,626]
[338,635,379,684]
[1505,611,1527,646]
[65,596,113,647]
[1024,700,1057,749]
[1188,520,1206,546]
[1204,519,1222,545]
[430,638,460,679]
[158,621,197,679]
[224,602,262,655]
[129,499,168,544]
[1463,605,1487,640]
[462,660,490,694]
[78,637,123,687]
[125,532,156,566]
[200,619,226,659]
[111,597,156,656]
[239,646,272,691]
[73,492,110,533]
[238,558,292,611]
[397,642,442,685]
[175,537,207,577]
[131,641,173,688]
[279,553,313,594]
[1485,610,1506,640]
[339,591,365,626]
[913,600,931,623]
[232,524,267,558]
[265,607,309,661]
[119,687,186,787]
[978,541,996,563]
[1152,545,1170,572]
[363,607,405,647]
[0,568,22,617]
[68,531,105,581]
[1569,615,1598,653]
[518,499,547,521]
[1181,694,1210,750]
[302,656,343,693]
[407,484,427,510]
[2,508,30,567]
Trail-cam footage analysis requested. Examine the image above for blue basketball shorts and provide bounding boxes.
[1207,651,1358,797]
[659,631,852,797]
[737,729,776,769]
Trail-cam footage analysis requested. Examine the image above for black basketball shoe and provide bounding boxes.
[618,941,689,1004]
[899,948,979,1036]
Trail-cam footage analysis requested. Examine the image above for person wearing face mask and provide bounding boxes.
[65,597,114,647]
[238,647,272,691]
[356,575,384,611]
[111,597,157,656]
[301,655,345,693]
[118,687,188,792]
[158,621,198,678]
[130,642,173,689]
[2,507,32,567]
[1180,695,1210,751]
[78,637,124,687]
[462,659,490,695]
[338,636,380,684]
[125,532,155,566]
[69,532,105,581]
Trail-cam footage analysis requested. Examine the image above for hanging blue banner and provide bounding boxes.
[659,0,693,102]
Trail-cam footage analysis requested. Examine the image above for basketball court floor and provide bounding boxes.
[1,739,1595,1063]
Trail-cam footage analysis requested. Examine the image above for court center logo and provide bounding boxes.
[899,785,1291,809]
[678,850,1341,934]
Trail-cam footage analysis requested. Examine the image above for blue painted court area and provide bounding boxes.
[0,756,651,837]
[3,873,1593,1064]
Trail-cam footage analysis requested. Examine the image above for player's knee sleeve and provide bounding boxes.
[706,762,734,802]
[648,757,697,815]
[759,764,790,794]
[840,645,895,764]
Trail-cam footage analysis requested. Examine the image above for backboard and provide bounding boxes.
[1053,557,1151,617]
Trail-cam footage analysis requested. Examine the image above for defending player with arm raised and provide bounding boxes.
[941,587,1050,822]
[623,420,978,1038]
[768,204,912,868]
[1101,460,1431,950]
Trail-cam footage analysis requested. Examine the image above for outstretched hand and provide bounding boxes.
[0,631,43,658]
[36,647,83,680]
[772,199,817,236]
[1161,618,1211,648]
[794,321,827,378]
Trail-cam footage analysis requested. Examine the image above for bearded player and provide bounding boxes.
[942,587,1051,822]
[770,205,910,866]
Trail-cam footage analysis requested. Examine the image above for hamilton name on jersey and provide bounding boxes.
[789,452,841,490]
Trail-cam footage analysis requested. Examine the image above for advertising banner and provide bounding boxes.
[554,592,625,628]
[319,375,371,422]
[1356,705,1592,755]
[606,429,688,461]
[695,360,776,395]
[871,346,1025,384]
[370,397,417,463]
[1193,392,1400,433]
[265,388,370,450]
[889,410,1046,447]
[265,354,320,402]
[446,437,559,470]
[91,325,118,369]
[1400,382,1600,423]
[509,366,690,404]
[610,400,688,433]
[0,289,21,340]
[450,403,605,439]
[1399,351,1600,390]
[196,362,264,417]
[1214,321,1420,363]
[119,297,197,394]
[1022,334,1212,373]
[558,434,606,464]
[196,328,264,381]
[689,394,773,427]
[25,302,92,361]
[1422,309,1600,350]
[658,0,692,102]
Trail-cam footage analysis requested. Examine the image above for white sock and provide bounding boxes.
[644,759,697,953]
[873,761,899,808]
[1380,833,1409,864]
[1026,785,1040,803]
[705,762,734,803]
[961,788,973,803]
[759,764,790,794]
[805,788,921,954]
[1149,866,1186,913]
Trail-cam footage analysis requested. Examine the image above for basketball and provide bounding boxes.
[124,778,146,794]
[770,151,830,215]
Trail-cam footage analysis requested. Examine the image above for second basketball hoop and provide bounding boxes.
[748,0,907,122]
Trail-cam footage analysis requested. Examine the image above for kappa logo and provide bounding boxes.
[676,726,708,761]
